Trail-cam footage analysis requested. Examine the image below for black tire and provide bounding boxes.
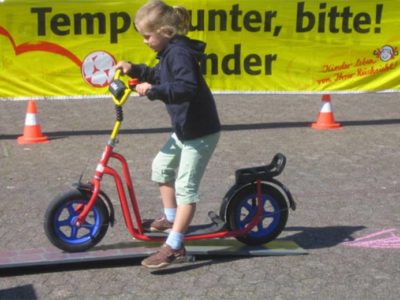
[227,184,288,245]
[44,189,109,252]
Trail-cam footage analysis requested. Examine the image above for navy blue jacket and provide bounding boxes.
[128,35,221,141]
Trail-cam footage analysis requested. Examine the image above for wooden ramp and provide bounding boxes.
[0,239,307,271]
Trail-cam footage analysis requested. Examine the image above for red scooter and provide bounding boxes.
[44,70,296,252]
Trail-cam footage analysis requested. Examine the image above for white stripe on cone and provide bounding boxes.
[25,113,38,126]
[320,102,333,113]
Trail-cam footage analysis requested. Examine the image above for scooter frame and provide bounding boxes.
[44,70,296,251]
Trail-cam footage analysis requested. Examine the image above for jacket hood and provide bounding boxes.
[158,35,206,61]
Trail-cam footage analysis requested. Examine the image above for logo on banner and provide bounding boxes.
[374,45,399,62]
[81,51,117,87]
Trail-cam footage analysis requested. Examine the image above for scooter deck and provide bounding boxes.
[145,221,226,237]
[141,210,226,237]
[0,239,307,272]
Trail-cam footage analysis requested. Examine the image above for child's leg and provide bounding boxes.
[159,182,177,222]
[159,182,176,208]
[165,203,196,249]
[142,132,220,268]
[151,134,182,223]
[167,132,220,248]
[172,203,196,232]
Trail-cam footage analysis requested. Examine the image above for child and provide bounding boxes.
[115,0,220,269]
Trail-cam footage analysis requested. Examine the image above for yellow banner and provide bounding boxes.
[0,0,399,99]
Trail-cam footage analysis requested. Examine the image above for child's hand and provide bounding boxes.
[115,61,132,75]
[136,82,152,96]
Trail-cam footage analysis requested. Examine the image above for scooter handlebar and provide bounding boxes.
[108,69,139,106]
[114,68,122,80]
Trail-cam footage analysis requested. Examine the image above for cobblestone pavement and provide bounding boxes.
[0,93,399,299]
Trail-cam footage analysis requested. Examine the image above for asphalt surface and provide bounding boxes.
[0,92,399,299]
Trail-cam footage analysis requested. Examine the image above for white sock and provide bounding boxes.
[166,230,184,250]
[164,207,176,223]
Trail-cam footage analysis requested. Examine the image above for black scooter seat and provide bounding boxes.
[235,153,286,184]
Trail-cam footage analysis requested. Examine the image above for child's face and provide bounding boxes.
[136,22,170,53]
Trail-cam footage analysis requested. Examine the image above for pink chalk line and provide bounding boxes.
[343,228,400,249]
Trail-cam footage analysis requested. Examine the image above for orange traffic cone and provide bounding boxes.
[311,94,342,130]
[17,100,49,144]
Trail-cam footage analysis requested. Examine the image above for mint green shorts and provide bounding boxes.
[151,132,220,205]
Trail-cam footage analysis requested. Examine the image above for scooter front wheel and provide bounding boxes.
[44,189,110,252]
[227,184,288,245]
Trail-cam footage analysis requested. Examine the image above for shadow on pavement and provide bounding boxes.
[1,118,400,140]
[0,284,37,300]
[282,225,367,250]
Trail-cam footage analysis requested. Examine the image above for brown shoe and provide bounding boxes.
[141,243,186,269]
[142,215,173,232]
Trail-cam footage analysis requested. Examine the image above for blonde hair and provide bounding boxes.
[135,0,190,38]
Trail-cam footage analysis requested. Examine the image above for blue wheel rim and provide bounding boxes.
[53,199,102,245]
[235,192,281,238]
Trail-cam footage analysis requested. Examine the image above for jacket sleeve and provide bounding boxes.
[127,63,159,84]
[148,49,199,104]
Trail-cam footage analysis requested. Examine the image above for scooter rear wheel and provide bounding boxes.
[227,184,288,245]
[44,189,110,252]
